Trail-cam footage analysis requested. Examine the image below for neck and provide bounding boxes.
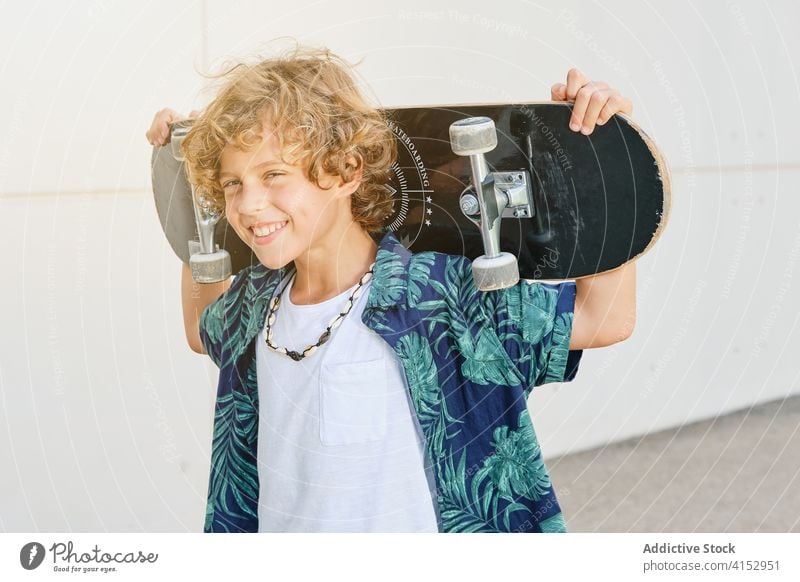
[290,226,378,305]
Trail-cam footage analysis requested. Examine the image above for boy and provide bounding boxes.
[146,47,635,533]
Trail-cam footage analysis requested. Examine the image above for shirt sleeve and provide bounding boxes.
[476,269,583,396]
[198,267,252,368]
[525,281,583,387]
[198,291,226,368]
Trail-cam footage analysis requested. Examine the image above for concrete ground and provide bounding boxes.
[548,395,800,532]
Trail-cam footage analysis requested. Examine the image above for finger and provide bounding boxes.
[147,125,166,146]
[550,83,567,101]
[189,109,200,118]
[569,81,607,131]
[596,94,633,126]
[159,107,180,121]
[157,108,181,144]
[159,117,180,144]
[147,109,172,146]
[158,126,170,145]
[146,112,163,144]
[619,96,633,116]
[581,89,614,134]
[159,120,173,143]
[564,68,588,100]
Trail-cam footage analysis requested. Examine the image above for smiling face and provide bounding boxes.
[219,120,360,270]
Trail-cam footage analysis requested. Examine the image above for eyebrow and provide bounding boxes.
[219,159,284,179]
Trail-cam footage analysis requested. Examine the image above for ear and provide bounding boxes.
[334,154,364,198]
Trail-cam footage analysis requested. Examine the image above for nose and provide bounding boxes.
[236,179,272,215]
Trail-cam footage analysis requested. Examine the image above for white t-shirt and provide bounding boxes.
[255,272,440,532]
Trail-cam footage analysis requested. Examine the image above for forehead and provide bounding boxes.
[219,125,282,172]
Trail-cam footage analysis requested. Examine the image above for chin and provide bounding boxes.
[255,254,294,271]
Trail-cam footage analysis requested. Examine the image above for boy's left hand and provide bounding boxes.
[551,68,633,135]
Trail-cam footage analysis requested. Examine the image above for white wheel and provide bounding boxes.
[189,248,232,283]
[449,116,498,156]
[471,252,519,291]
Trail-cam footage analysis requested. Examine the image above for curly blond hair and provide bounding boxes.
[181,46,397,234]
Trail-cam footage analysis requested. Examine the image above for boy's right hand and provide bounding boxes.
[145,108,199,146]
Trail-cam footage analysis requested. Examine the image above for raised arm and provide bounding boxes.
[181,263,231,354]
[570,262,636,349]
[147,107,227,353]
[550,68,637,349]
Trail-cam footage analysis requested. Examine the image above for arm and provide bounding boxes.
[147,107,220,353]
[146,107,200,146]
[570,262,636,349]
[181,263,231,353]
[550,68,637,349]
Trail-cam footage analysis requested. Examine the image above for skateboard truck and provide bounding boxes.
[169,121,232,284]
[449,117,532,291]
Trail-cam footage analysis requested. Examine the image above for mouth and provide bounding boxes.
[249,221,288,245]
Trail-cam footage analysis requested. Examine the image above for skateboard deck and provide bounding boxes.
[384,102,669,279]
[151,142,258,274]
[151,101,669,280]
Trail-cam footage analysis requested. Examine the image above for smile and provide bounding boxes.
[251,221,287,236]
[250,221,288,245]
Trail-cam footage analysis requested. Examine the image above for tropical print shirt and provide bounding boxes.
[199,229,582,533]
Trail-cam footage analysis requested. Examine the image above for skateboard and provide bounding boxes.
[151,102,670,288]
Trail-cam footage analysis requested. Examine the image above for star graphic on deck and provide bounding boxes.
[425,219,431,226]
[426,196,432,203]
[426,208,432,215]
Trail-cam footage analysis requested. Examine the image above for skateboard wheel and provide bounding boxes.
[449,117,498,156]
[471,252,519,291]
[189,248,232,283]
[169,120,193,162]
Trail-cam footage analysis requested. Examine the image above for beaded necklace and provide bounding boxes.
[263,263,376,361]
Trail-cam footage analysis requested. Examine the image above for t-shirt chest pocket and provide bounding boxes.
[319,357,388,446]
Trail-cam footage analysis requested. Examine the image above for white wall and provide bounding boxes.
[1,0,798,531]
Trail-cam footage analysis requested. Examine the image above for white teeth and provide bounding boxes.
[252,221,287,237]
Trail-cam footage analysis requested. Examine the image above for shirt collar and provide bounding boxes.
[242,229,411,349]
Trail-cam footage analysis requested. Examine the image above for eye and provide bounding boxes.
[264,171,283,180]
[221,180,241,198]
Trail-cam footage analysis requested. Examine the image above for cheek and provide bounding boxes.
[275,192,310,223]
[224,200,237,225]
[223,200,247,236]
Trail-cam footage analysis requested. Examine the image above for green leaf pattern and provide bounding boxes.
[479,409,551,503]
[386,252,570,532]
[368,247,406,307]
[199,230,575,533]
[395,332,463,462]
[200,264,280,533]
[203,380,259,532]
